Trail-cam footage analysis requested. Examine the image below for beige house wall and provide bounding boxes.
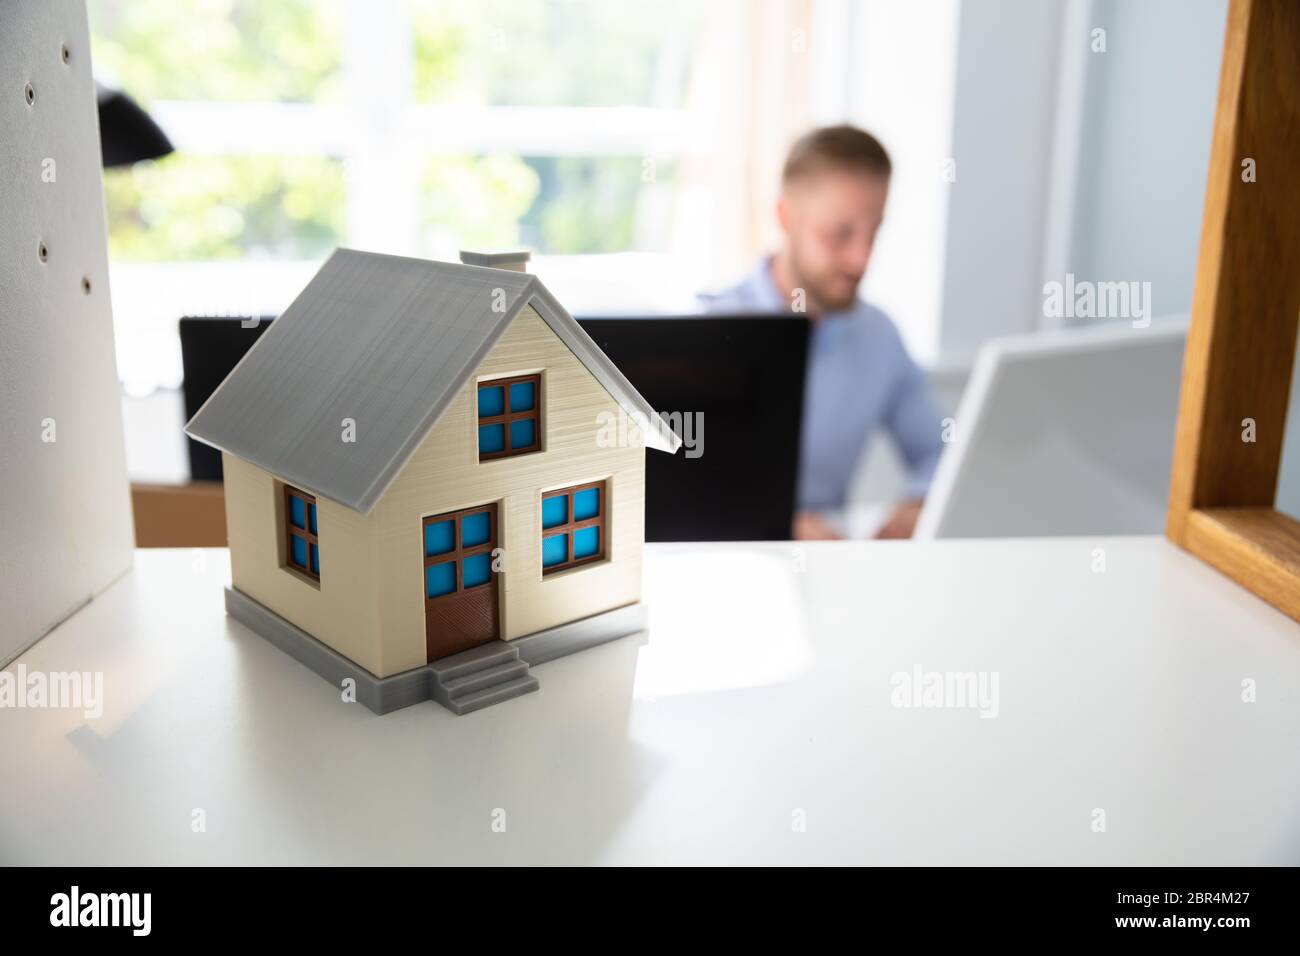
[222,304,647,679]
[373,305,646,674]
[223,452,383,674]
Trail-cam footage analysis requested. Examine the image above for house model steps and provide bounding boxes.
[186,248,681,715]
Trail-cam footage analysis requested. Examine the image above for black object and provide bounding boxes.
[178,313,808,541]
[97,85,173,167]
[577,315,807,541]
[179,316,274,482]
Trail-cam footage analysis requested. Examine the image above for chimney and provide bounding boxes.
[458,249,531,273]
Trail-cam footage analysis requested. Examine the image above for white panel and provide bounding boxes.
[0,0,134,664]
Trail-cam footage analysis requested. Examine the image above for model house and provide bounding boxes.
[186,248,680,715]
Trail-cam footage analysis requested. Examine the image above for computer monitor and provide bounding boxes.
[180,315,274,482]
[578,315,808,540]
[914,318,1187,539]
[180,313,808,541]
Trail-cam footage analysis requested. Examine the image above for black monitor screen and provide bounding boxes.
[180,313,807,541]
[577,315,807,541]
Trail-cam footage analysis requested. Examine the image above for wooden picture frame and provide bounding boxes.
[1166,0,1300,622]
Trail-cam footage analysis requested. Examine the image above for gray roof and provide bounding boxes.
[185,248,680,514]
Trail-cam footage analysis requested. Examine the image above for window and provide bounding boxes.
[92,0,716,404]
[541,480,606,574]
[284,485,320,581]
[478,374,541,460]
[423,505,497,598]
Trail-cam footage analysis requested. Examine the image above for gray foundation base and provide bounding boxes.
[510,601,647,665]
[224,587,649,716]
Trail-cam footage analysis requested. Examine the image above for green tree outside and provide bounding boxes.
[91,0,696,261]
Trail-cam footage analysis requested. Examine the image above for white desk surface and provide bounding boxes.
[3,539,1299,866]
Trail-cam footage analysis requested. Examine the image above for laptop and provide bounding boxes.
[914,318,1188,539]
[180,313,808,541]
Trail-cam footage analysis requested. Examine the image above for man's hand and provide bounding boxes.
[793,510,843,540]
[874,498,924,539]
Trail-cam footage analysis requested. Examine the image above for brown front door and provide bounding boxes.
[422,503,499,661]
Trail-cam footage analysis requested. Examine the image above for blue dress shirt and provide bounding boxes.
[699,258,944,511]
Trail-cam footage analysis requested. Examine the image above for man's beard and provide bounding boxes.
[789,252,861,314]
[808,282,859,313]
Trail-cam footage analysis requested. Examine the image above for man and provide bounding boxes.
[700,125,944,539]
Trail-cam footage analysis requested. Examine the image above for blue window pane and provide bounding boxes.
[478,385,505,417]
[479,424,505,454]
[542,534,568,568]
[461,511,490,548]
[573,526,599,560]
[462,552,491,588]
[290,534,308,568]
[424,519,454,556]
[426,561,455,598]
[310,543,320,575]
[573,486,600,521]
[308,503,318,534]
[289,495,305,529]
[542,494,567,529]
[510,418,536,450]
[510,380,536,412]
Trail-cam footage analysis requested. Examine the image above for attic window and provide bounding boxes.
[284,485,320,582]
[478,373,541,461]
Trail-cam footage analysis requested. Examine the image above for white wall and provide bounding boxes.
[843,0,960,363]
[938,0,1063,355]
[1067,0,1228,319]
[931,0,1227,355]
[849,0,1233,515]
